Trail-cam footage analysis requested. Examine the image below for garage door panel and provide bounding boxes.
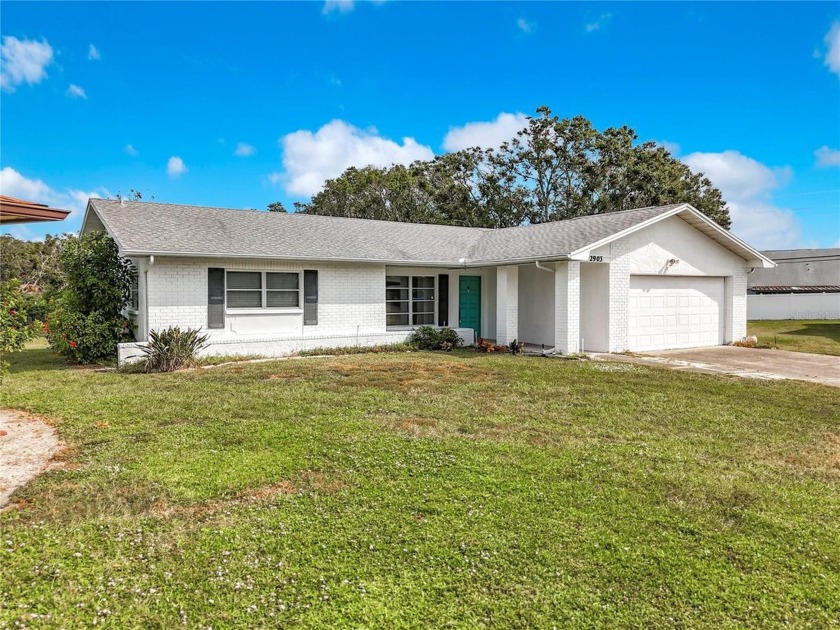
[628,276,724,351]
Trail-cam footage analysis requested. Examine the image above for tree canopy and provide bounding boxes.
[297,107,730,229]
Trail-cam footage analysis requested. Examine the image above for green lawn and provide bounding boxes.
[748,319,840,356]
[1,345,839,628]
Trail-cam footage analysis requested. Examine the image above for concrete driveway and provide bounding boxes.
[594,346,840,387]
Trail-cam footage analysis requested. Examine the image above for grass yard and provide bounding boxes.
[748,319,840,356]
[1,344,839,628]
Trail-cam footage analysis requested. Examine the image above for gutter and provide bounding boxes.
[118,249,573,268]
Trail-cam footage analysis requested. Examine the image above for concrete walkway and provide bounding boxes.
[591,346,840,387]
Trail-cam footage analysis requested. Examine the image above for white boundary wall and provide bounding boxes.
[748,293,840,320]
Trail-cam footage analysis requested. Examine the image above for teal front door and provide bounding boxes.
[458,276,481,337]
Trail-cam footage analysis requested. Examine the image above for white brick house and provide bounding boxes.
[80,200,774,363]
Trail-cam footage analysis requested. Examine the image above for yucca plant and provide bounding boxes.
[141,326,209,372]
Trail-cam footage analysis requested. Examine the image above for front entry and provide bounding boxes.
[459,275,481,337]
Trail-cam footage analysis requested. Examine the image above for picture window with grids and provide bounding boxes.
[386,276,435,326]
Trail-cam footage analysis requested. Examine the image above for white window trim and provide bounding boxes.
[386,275,436,329]
[225,270,301,311]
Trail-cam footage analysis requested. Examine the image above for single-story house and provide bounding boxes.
[748,249,840,320]
[79,199,774,363]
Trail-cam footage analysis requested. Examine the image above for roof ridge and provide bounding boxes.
[493,203,684,234]
[91,198,490,233]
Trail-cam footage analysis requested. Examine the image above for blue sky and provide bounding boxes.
[1,1,838,249]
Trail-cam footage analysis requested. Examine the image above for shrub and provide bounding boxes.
[407,326,462,351]
[46,231,134,363]
[0,279,41,375]
[46,307,132,363]
[142,326,209,372]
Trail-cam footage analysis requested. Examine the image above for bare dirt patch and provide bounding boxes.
[0,409,64,509]
[145,471,345,520]
[778,432,840,475]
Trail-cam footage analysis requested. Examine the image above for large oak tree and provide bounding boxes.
[297,106,730,229]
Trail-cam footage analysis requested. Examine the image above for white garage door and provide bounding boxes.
[628,276,724,351]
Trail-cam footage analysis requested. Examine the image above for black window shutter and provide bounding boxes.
[304,270,318,326]
[208,268,225,329]
[438,274,449,326]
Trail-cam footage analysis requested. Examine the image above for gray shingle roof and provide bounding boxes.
[748,248,840,288]
[84,199,695,266]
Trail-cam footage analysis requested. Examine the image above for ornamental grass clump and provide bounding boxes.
[141,326,209,372]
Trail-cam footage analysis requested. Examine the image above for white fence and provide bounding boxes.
[747,293,840,320]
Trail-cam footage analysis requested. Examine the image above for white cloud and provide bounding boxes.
[654,140,681,156]
[274,119,434,196]
[234,142,256,157]
[517,18,534,34]
[443,112,528,152]
[683,150,800,249]
[124,144,139,156]
[0,166,110,224]
[88,44,101,61]
[323,0,354,14]
[815,145,840,167]
[66,84,87,99]
[824,21,840,75]
[167,156,187,177]
[585,12,613,33]
[0,36,53,92]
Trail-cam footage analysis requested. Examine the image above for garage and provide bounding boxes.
[628,276,725,351]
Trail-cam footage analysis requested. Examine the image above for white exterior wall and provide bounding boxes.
[495,266,519,344]
[590,216,752,351]
[517,264,555,346]
[144,257,386,339]
[748,293,840,320]
[554,261,581,354]
[118,257,480,365]
[579,263,610,352]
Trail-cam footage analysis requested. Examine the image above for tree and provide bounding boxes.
[0,279,41,376]
[300,106,731,229]
[0,234,71,289]
[46,231,134,363]
[267,202,288,213]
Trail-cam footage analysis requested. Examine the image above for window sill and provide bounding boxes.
[226,308,303,315]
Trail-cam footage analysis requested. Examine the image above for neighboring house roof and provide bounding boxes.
[750,285,840,294]
[82,199,774,268]
[748,248,840,290]
[0,195,71,224]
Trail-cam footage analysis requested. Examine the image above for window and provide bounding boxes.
[266,272,299,307]
[386,275,435,327]
[226,271,300,309]
[128,267,139,312]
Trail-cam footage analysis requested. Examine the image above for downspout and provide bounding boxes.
[535,261,555,273]
[144,255,154,342]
